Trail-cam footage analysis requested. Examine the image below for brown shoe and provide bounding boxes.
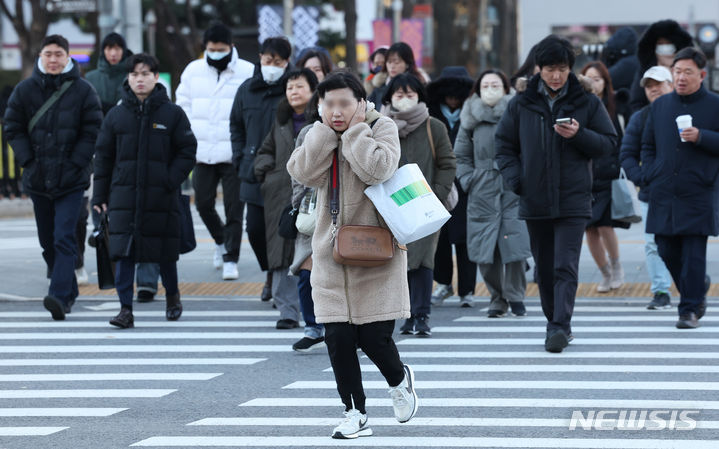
[676,312,699,329]
[166,293,182,321]
[109,307,134,328]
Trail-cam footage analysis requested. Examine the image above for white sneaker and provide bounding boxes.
[75,267,89,285]
[222,261,239,280]
[331,409,372,439]
[430,283,453,306]
[213,244,224,269]
[459,295,474,308]
[389,364,418,423]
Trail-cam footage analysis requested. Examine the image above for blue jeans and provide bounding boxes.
[31,189,84,305]
[136,263,160,294]
[640,201,672,295]
[298,269,323,339]
[115,257,178,307]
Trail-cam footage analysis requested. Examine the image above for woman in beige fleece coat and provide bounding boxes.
[287,72,417,440]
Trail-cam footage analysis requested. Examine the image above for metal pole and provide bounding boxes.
[392,0,402,43]
[478,0,488,73]
[98,0,116,41]
[283,0,293,41]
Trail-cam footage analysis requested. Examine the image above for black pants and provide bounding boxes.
[655,234,708,316]
[325,320,405,413]
[433,228,477,296]
[245,203,268,271]
[74,196,89,269]
[408,266,433,317]
[30,189,84,305]
[525,217,587,334]
[192,163,244,262]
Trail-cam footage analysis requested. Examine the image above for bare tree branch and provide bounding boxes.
[0,0,16,22]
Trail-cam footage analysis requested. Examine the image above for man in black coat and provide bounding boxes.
[495,35,617,353]
[602,27,640,92]
[3,34,102,321]
[641,48,719,329]
[93,54,197,329]
[230,37,292,300]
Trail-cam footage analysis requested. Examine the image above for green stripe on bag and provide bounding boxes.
[390,180,432,206]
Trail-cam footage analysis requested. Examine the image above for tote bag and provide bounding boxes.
[364,163,451,245]
[611,168,642,224]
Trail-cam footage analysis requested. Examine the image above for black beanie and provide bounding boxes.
[101,32,127,52]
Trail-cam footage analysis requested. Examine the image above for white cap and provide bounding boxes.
[640,66,673,87]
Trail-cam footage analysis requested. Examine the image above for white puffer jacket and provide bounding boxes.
[175,48,254,165]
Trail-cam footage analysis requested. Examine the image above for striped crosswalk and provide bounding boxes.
[3,297,717,447]
[129,297,719,448]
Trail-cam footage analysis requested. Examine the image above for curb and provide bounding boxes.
[0,198,33,218]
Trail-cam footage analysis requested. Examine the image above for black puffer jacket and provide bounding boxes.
[230,64,291,206]
[602,27,639,92]
[495,73,618,220]
[591,89,631,192]
[92,82,197,262]
[629,20,693,112]
[3,59,102,199]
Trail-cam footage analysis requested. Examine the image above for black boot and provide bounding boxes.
[110,307,134,329]
[166,293,182,321]
[261,271,273,302]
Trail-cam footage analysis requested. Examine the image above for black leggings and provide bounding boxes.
[324,320,405,413]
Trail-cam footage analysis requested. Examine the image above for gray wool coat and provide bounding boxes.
[254,99,301,270]
[454,93,531,265]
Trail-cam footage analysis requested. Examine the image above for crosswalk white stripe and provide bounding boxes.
[0,311,279,318]
[284,380,719,390]
[396,338,719,345]
[0,358,265,366]
[342,364,719,373]
[431,326,719,333]
[0,427,68,436]
[454,316,719,322]
[521,306,676,312]
[128,436,719,448]
[396,351,719,359]
[239,397,719,409]
[187,416,719,429]
[0,389,176,398]
[0,345,291,353]
[0,332,302,340]
[0,373,223,382]
[0,321,279,328]
[0,408,127,417]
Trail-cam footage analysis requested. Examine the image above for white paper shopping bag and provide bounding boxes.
[364,163,451,244]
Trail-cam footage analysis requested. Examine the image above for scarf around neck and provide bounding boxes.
[440,103,461,130]
[386,102,430,138]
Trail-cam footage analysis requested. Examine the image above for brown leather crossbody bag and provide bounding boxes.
[329,148,395,267]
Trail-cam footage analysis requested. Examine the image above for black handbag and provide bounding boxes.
[278,204,298,239]
[179,193,196,254]
[95,212,116,290]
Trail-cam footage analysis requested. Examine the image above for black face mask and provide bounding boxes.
[207,53,231,73]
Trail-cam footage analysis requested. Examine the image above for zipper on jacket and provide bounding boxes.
[338,147,353,324]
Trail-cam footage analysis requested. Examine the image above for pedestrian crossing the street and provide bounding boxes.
[1,297,718,448]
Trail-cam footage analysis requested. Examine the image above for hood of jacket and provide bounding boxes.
[637,20,693,70]
[426,66,474,107]
[32,57,81,90]
[603,27,638,68]
[120,80,170,113]
[460,92,511,130]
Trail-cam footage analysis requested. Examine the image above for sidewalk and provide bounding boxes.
[0,197,33,218]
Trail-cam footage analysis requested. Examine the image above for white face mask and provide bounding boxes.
[261,65,285,84]
[480,87,504,107]
[206,51,230,60]
[655,43,676,56]
[392,96,418,112]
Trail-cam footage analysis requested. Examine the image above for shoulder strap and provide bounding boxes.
[28,80,74,133]
[426,118,436,161]
[329,148,340,227]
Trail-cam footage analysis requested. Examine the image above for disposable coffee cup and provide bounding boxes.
[676,115,692,142]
